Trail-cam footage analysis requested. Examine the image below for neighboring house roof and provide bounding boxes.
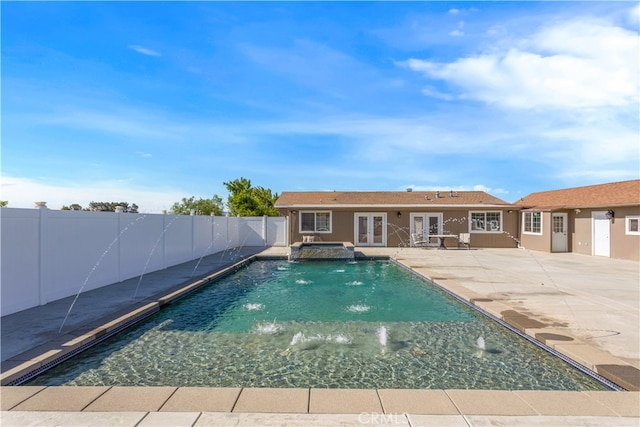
[275,191,514,209]
[516,179,640,210]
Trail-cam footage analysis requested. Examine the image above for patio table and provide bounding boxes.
[431,234,458,249]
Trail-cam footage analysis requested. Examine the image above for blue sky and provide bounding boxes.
[2,1,639,213]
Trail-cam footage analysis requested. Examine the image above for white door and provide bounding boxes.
[593,211,610,257]
[551,213,568,252]
[355,213,386,246]
[410,213,442,246]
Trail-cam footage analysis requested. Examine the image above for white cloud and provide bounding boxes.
[404,19,639,110]
[420,86,455,101]
[630,4,640,22]
[404,184,509,196]
[41,109,182,139]
[136,151,152,158]
[0,175,186,213]
[449,30,464,37]
[128,45,161,57]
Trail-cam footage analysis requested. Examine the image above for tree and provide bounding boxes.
[0,201,8,208]
[223,177,279,217]
[61,203,83,211]
[87,202,139,213]
[252,186,279,216]
[170,195,224,216]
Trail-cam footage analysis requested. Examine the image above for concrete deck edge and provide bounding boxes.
[1,387,639,417]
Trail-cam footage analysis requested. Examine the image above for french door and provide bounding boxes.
[355,213,386,246]
[410,213,443,246]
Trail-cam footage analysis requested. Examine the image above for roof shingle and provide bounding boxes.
[516,180,640,209]
[275,191,512,207]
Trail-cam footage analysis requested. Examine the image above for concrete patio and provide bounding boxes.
[1,246,639,426]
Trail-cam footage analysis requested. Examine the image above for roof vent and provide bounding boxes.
[449,190,454,197]
[406,188,413,192]
[435,191,440,198]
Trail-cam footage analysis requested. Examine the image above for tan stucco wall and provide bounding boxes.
[279,208,519,248]
[518,207,640,261]
[573,211,593,255]
[611,206,640,261]
[520,211,552,253]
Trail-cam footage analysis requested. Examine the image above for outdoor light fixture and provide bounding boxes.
[397,211,402,218]
[606,210,615,219]
[574,209,581,214]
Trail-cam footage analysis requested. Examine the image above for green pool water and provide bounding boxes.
[28,260,608,390]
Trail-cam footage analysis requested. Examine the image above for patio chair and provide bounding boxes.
[411,232,429,248]
[458,233,471,249]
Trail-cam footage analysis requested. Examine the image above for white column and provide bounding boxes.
[263,215,268,247]
[35,202,48,305]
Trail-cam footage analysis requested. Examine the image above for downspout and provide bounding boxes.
[289,210,294,246]
[516,209,522,248]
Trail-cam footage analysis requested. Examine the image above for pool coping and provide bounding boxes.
[1,248,639,420]
[1,386,639,417]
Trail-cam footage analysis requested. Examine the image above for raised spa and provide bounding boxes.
[289,241,355,261]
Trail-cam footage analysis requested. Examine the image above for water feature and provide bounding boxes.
[59,215,147,333]
[190,218,218,278]
[377,325,388,353]
[190,230,248,279]
[386,223,412,248]
[387,216,468,251]
[132,214,181,300]
[289,242,355,261]
[31,260,609,390]
[477,336,486,350]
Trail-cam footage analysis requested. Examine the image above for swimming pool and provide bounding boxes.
[28,260,608,390]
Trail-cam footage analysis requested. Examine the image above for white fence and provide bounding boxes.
[0,208,288,316]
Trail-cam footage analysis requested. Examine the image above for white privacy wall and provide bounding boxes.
[0,208,287,316]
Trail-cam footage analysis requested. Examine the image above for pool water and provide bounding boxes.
[29,260,608,390]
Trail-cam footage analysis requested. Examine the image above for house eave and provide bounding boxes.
[275,204,518,209]
[519,202,640,211]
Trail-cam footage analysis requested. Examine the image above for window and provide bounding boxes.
[626,216,640,235]
[470,211,502,232]
[523,211,542,234]
[300,211,332,233]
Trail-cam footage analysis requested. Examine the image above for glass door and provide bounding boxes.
[410,213,443,246]
[355,213,386,246]
[357,215,369,245]
[372,215,384,245]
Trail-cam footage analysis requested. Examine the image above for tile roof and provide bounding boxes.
[275,191,513,208]
[516,180,640,209]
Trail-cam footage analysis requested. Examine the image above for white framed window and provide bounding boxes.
[523,211,542,235]
[300,211,332,233]
[626,215,640,235]
[470,211,502,233]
